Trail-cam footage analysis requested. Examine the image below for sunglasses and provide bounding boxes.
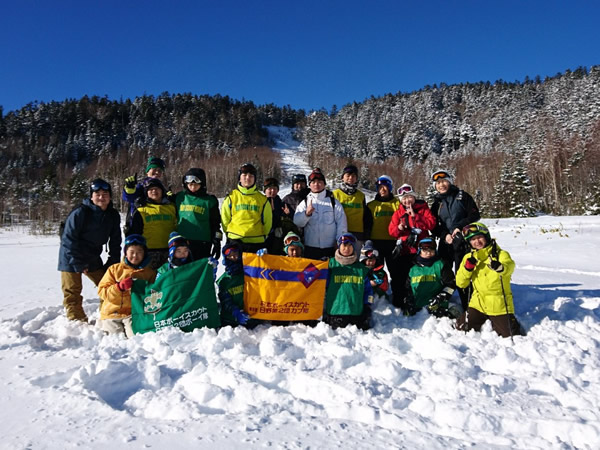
[432,172,450,181]
[284,235,301,245]
[91,180,110,192]
[397,185,413,195]
[184,175,202,184]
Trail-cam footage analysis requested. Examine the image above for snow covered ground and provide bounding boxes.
[1,130,599,448]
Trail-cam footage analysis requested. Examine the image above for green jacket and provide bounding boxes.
[325,258,371,316]
[175,191,220,242]
[217,271,245,325]
[456,241,515,316]
[409,258,454,308]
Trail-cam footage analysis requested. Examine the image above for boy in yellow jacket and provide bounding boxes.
[98,234,156,337]
[455,222,523,338]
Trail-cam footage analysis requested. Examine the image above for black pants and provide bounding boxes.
[439,239,470,310]
[456,307,523,338]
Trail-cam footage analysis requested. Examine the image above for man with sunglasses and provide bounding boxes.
[221,163,272,253]
[174,168,221,259]
[58,178,121,322]
[430,170,480,310]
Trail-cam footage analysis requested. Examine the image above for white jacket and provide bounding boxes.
[294,190,347,249]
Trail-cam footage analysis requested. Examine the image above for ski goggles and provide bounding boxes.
[184,175,202,184]
[418,240,436,250]
[90,180,111,192]
[432,171,451,181]
[124,234,146,247]
[284,235,301,245]
[337,234,356,245]
[292,174,307,184]
[362,249,377,259]
[223,246,240,257]
[462,223,488,240]
[397,184,413,195]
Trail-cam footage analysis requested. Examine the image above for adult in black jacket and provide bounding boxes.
[58,179,121,322]
[282,173,310,218]
[430,170,480,310]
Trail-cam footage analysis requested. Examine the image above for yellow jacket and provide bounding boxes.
[221,185,272,243]
[333,189,367,235]
[135,202,177,249]
[456,241,515,316]
[367,197,399,240]
[98,260,156,320]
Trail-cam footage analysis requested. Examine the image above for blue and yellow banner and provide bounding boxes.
[243,253,329,321]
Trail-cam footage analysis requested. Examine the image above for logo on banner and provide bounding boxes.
[297,263,320,288]
[144,289,164,313]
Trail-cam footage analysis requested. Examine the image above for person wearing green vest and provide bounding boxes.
[332,165,373,246]
[175,168,222,260]
[323,233,374,330]
[127,177,177,269]
[221,163,272,254]
[403,238,460,318]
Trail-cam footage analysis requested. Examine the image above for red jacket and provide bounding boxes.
[388,200,436,255]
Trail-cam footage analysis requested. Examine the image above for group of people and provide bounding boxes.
[57,157,523,339]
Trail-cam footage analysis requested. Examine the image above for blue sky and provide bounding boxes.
[1,0,599,114]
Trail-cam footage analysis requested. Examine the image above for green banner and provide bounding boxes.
[131,259,221,334]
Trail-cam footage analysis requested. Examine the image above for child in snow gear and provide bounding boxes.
[98,234,156,337]
[217,243,256,328]
[122,157,171,234]
[127,177,177,270]
[323,233,374,331]
[333,165,373,245]
[455,222,523,338]
[156,231,194,277]
[221,163,272,254]
[294,168,348,260]
[403,238,460,318]
[175,168,221,260]
[430,170,481,310]
[283,231,304,258]
[387,184,436,308]
[58,178,121,322]
[359,240,390,300]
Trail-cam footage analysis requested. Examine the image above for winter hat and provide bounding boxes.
[182,168,207,193]
[359,240,379,262]
[431,170,454,186]
[462,222,491,245]
[397,183,417,200]
[168,231,191,266]
[222,242,242,275]
[292,174,307,184]
[146,157,166,173]
[337,233,357,247]
[341,164,359,179]
[263,177,279,190]
[308,168,326,183]
[142,177,166,196]
[417,238,436,255]
[238,163,257,179]
[123,234,147,255]
[283,231,304,255]
[90,178,112,197]
[375,175,393,193]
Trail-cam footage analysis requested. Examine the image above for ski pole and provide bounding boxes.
[499,274,514,343]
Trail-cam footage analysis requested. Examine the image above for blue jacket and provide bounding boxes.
[58,198,121,273]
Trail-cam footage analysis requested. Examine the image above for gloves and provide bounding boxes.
[256,248,268,256]
[124,174,137,194]
[406,228,422,248]
[207,257,219,279]
[371,272,383,286]
[427,291,450,313]
[489,259,504,272]
[117,277,134,292]
[464,255,477,271]
[232,307,249,325]
[274,227,283,238]
[391,240,403,259]
[211,239,221,259]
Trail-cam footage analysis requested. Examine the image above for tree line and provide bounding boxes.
[0,66,599,231]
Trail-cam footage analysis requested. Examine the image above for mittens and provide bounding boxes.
[464,256,477,271]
